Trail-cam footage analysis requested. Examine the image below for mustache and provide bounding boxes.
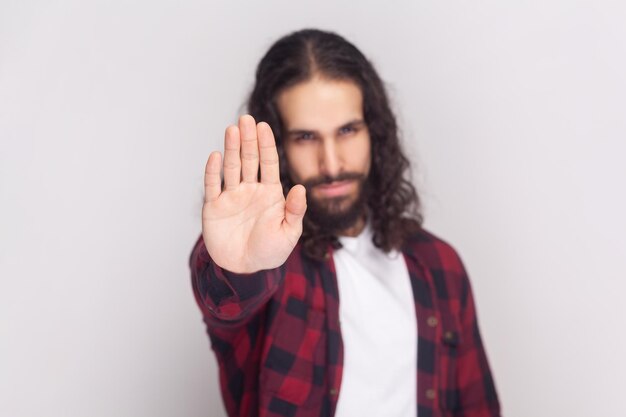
[301,172,366,189]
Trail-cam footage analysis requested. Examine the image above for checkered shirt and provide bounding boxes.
[190,228,500,417]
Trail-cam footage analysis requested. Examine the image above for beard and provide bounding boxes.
[300,172,369,235]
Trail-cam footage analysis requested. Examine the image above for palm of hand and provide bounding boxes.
[201,116,306,274]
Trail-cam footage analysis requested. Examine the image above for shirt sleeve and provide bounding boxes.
[190,236,281,417]
[189,235,285,327]
[454,256,501,417]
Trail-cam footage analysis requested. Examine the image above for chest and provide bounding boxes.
[258,250,462,416]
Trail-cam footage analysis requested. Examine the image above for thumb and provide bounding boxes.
[284,184,307,231]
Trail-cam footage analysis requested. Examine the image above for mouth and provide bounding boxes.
[314,180,355,198]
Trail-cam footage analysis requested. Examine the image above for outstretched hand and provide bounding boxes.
[202,115,307,274]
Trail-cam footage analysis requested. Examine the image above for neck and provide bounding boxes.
[337,215,366,237]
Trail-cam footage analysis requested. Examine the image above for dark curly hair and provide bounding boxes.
[247,28,423,261]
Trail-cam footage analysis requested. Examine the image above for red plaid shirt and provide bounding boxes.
[190,228,500,417]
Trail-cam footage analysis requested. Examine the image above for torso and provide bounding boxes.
[333,225,418,417]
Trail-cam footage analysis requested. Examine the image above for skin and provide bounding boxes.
[202,116,307,274]
[202,77,371,273]
[278,77,372,237]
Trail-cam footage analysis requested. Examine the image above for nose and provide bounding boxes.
[319,137,341,178]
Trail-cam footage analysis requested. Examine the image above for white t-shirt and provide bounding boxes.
[333,224,418,417]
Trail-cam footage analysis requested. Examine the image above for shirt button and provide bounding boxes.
[330,388,339,396]
[427,316,438,327]
[444,331,455,342]
[426,389,436,400]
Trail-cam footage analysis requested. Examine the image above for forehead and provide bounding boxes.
[276,77,364,130]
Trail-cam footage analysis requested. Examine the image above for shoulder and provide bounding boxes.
[403,227,467,276]
[404,228,475,312]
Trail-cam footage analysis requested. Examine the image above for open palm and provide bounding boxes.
[202,115,307,274]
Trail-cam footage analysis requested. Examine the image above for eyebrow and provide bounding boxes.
[285,119,366,137]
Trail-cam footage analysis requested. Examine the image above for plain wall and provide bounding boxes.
[1,1,625,416]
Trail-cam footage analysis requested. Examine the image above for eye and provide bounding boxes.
[295,132,316,142]
[338,125,357,136]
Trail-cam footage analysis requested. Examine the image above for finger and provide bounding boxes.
[239,114,259,183]
[257,122,280,184]
[284,184,307,234]
[223,125,241,190]
[204,151,222,202]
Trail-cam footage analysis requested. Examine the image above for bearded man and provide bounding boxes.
[190,29,500,417]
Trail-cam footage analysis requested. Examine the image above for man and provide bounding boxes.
[190,29,500,417]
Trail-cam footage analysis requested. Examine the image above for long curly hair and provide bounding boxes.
[247,29,423,261]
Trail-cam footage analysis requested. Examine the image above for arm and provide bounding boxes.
[454,260,501,417]
[190,116,306,417]
[192,115,306,325]
[189,234,281,417]
[190,235,284,327]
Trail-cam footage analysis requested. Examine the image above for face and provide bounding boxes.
[277,77,372,232]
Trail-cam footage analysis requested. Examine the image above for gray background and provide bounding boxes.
[1,1,625,416]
